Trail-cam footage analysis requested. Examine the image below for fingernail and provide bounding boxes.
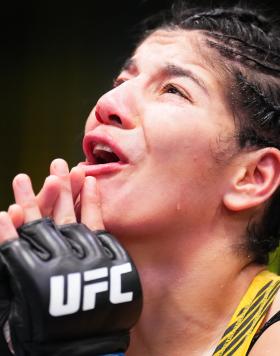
[14,174,30,192]
[52,159,69,176]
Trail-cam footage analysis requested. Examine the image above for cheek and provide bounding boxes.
[84,107,98,133]
[99,169,186,237]
[98,107,230,235]
[145,115,214,178]
[98,157,216,238]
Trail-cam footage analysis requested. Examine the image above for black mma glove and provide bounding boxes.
[0,260,13,355]
[0,262,10,327]
[0,217,142,356]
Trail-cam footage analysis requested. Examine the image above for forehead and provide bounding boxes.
[133,29,209,67]
[125,29,234,127]
[137,29,203,59]
[126,29,225,93]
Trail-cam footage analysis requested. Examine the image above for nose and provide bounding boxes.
[91,82,139,130]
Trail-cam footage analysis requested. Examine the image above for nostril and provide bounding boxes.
[95,109,122,126]
[109,114,122,125]
[95,111,103,123]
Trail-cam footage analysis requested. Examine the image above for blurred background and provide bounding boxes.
[1,0,280,208]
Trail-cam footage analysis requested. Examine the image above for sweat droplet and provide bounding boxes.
[176,203,181,211]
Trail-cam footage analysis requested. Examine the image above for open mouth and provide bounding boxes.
[81,134,130,176]
[83,134,128,167]
[92,143,121,164]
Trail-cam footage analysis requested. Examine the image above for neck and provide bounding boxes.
[122,225,264,356]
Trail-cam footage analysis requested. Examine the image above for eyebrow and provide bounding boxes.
[120,58,209,96]
[162,64,209,95]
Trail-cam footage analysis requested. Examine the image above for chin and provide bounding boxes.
[100,200,168,245]
[97,176,176,240]
[100,201,134,238]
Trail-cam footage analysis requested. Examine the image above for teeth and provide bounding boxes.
[92,143,120,164]
[93,144,113,154]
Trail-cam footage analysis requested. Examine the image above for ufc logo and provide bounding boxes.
[49,262,133,317]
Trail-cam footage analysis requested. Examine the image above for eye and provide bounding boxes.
[161,83,191,101]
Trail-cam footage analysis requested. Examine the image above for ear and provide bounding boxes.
[223,148,280,212]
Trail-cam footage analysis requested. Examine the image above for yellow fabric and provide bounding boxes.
[212,270,280,356]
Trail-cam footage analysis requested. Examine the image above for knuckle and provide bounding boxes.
[21,199,37,211]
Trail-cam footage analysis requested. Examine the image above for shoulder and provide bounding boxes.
[248,320,280,355]
[249,287,280,355]
[264,283,280,322]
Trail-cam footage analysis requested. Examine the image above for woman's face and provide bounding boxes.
[81,29,236,238]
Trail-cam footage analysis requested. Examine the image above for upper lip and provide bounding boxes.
[82,131,129,164]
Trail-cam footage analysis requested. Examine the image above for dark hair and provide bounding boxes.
[139,2,280,264]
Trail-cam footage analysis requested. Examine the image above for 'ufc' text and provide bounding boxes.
[49,262,133,316]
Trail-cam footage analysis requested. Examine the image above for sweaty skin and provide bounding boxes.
[82,30,237,240]
[2,29,280,355]
[80,30,267,355]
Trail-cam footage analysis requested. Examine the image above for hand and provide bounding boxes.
[0,217,143,356]
[0,159,143,355]
[0,159,99,354]
[8,158,88,228]
[0,214,13,355]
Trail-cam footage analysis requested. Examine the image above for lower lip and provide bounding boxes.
[79,161,128,176]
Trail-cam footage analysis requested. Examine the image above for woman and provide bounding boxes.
[1,3,280,355]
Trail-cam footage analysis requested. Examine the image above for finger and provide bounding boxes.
[8,204,24,228]
[74,196,81,223]
[12,174,41,223]
[70,166,85,204]
[80,176,104,230]
[0,212,18,244]
[70,166,85,223]
[50,158,76,224]
[36,175,61,217]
